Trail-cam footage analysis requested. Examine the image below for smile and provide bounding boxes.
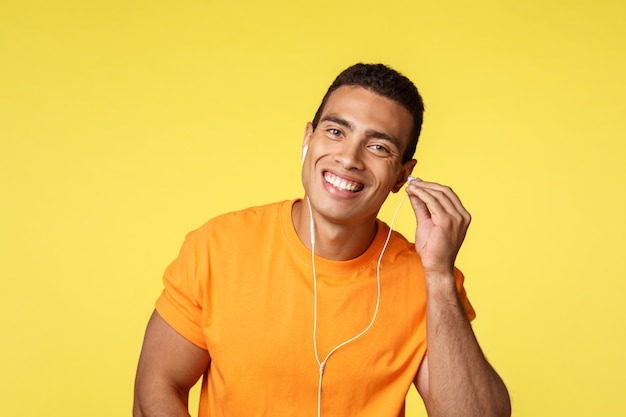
[323,172,364,193]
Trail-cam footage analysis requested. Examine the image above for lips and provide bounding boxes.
[323,171,364,193]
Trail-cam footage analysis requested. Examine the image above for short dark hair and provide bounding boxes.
[311,63,424,163]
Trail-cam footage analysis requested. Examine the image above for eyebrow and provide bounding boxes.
[320,114,402,150]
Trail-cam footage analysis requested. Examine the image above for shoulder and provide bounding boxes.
[377,221,420,264]
[180,200,294,250]
[194,200,290,233]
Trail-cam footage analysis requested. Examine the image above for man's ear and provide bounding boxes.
[392,159,417,193]
[302,123,314,163]
[303,122,313,145]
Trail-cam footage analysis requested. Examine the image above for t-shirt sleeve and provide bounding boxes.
[155,229,209,350]
[454,267,476,321]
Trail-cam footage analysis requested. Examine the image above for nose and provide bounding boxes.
[335,140,365,170]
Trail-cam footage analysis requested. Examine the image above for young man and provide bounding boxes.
[133,63,511,417]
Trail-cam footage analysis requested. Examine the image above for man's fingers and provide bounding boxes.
[408,192,432,224]
[407,180,470,223]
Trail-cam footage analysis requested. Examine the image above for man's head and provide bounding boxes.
[311,63,424,163]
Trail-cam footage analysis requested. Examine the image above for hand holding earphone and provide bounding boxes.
[405,177,471,277]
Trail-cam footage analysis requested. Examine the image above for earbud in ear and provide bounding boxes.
[407,175,415,184]
[301,145,309,163]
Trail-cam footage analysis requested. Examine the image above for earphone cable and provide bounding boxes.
[307,192,409,417]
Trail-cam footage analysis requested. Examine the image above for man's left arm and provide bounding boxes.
[407,178,511,417]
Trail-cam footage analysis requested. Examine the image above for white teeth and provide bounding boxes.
[324,172,362,192]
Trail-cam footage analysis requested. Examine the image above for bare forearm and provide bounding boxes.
[424,273,510,417]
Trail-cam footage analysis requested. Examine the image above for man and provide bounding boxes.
[134,63,511,417]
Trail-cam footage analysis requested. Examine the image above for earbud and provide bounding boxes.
[407,175,415,184]
[302,145,309,163]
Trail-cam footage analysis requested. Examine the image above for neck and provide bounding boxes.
[292,198,378,261]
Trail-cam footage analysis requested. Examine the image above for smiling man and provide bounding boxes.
[134,63,511,417]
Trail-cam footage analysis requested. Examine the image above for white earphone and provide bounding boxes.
[302,145,309,163]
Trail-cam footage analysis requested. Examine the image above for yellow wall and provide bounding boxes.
[1,1,625,415]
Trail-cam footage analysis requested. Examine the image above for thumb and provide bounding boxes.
[408,192,431,225]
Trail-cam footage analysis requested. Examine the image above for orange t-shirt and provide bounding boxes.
[156,199,475,417]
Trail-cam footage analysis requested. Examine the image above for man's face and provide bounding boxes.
[301,85,416,226]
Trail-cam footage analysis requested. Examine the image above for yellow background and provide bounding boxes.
[1,1,625,415]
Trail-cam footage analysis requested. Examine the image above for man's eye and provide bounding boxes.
[370,144,390,153]
[328,128,341,136]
